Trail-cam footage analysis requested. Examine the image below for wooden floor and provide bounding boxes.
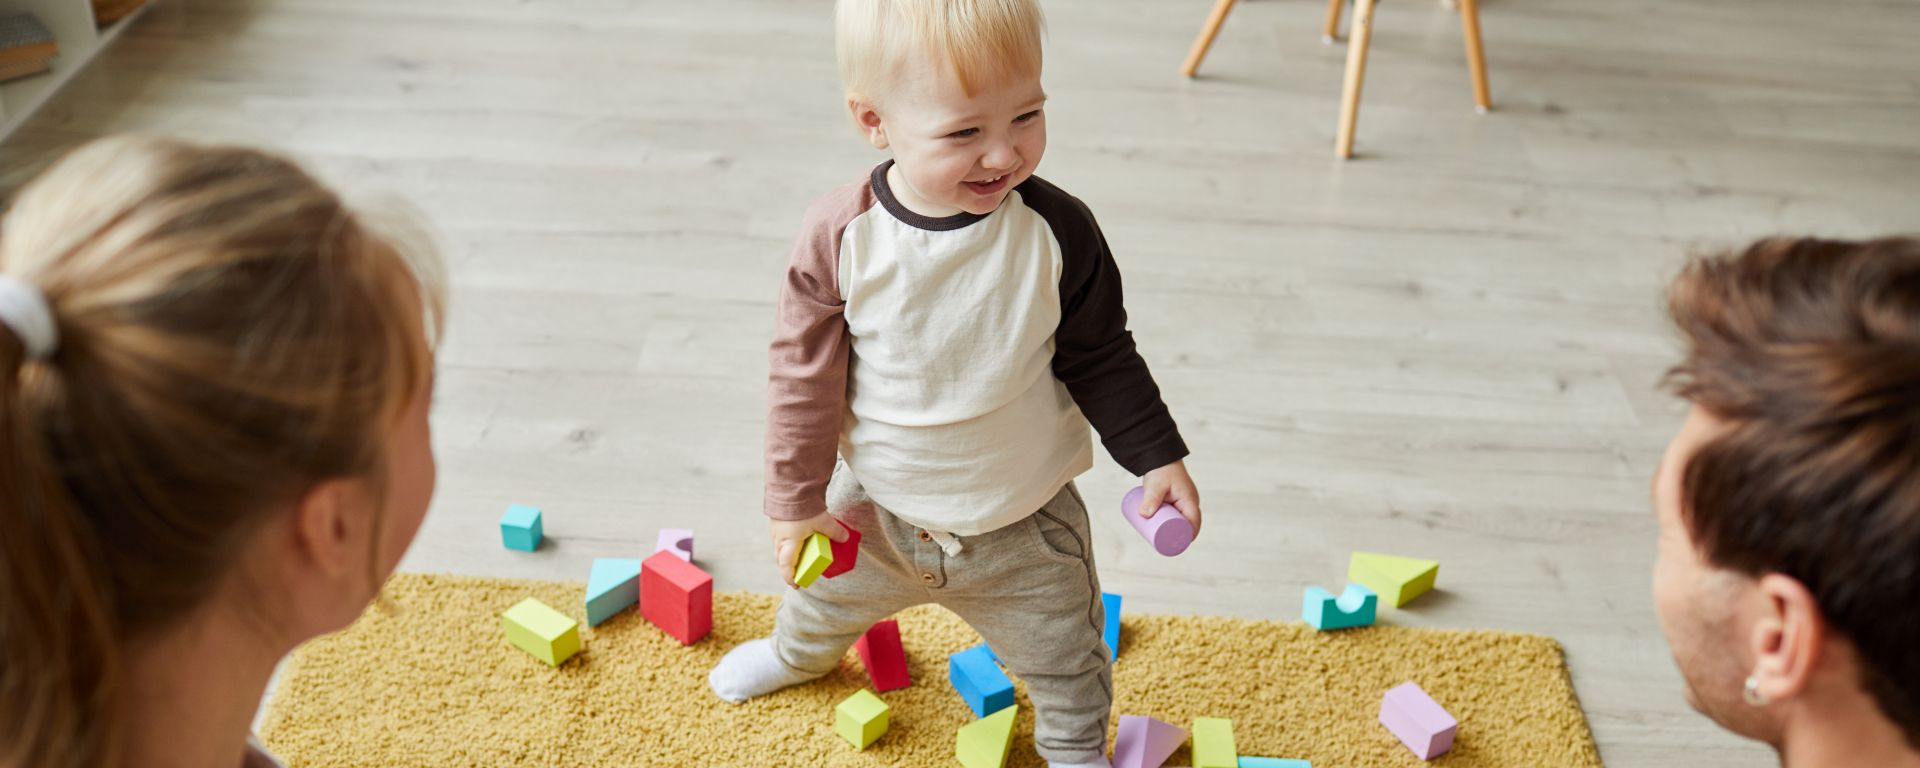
[6,0,1918,764]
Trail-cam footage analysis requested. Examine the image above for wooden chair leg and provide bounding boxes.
[1323,0,1345,43]
[1181,0,1239,77]
[1334,0,1378,158]
[1459,0,1491,111]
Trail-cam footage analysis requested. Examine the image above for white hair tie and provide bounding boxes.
[0,276,59,360]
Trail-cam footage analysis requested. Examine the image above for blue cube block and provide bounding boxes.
[1302,583,1377,631]
[500,504,543,552]
[1102,591,1123,662]
[1239,758,1311,768]
[585,557,642,626]
[948,645,1014,718]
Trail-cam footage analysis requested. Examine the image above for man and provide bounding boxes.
[1653,236,1920,766]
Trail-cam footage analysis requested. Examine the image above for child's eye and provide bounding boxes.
[946,128,979,139]
[1014,110,1041,123]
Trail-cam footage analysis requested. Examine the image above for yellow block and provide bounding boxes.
[834,689,890,750]
[1192,717,1238,768]
[956,705,1017,768]
[794,532,835,588]
[1349,551,1440,608]
[502,597,580,667]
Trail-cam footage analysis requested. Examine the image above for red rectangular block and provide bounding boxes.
[853,618,910,692]
[642,550,712,645]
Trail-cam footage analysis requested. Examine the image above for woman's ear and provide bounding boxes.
[291,479,361,580]
[847,97,888,150]
[1748,572,1825,704]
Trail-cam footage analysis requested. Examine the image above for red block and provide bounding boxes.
[822,520,862,579]
[641,550,712,645]
[853,618,910,692]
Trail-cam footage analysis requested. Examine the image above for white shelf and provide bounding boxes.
[0,0,144,139]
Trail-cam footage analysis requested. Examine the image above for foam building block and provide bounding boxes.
[835,689,891,750]
[822,521,862,579]
[655,527,694,561]
[1380,681,1457,760]
[793,532,834,588]
[1113,714,1187,768]
[1349,551,1439,608]
[956,705,1017,768]
[584,557,641,626]
[502,597,579,667]
[640,550,712,645]
[1302,584,1377,631]
[1102,591,1123,661]
[948,645,1015,718]
[500,504,542,551]
[1239,758,1311,768]
[1192,717,1239,768]
[854,619,910,692]
[1120,486,1196,556]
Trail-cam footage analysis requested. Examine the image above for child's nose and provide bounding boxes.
[982,141,1019,171]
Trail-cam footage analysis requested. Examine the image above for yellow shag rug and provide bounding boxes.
[259,574,1600,767]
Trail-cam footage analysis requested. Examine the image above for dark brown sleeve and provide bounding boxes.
[1018,176,1190,476]
[764,180,873,520]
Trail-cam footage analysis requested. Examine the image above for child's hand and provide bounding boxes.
[769,512,851,588]
[1137,459,1202,538]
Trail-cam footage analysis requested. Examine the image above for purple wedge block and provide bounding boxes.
[1113,714,1188,768]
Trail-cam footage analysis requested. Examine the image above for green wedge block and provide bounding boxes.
[956,705,1018,768]
[794,532,835,587]
[1348,551,1440,607]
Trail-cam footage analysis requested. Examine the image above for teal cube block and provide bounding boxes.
[586,558,642,626]
[1240,758,1311,768]
[501,504,543,551]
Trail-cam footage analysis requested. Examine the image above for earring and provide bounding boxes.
[1743,675,1769,706]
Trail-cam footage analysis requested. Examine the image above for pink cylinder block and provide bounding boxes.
[1121,486,1195,556]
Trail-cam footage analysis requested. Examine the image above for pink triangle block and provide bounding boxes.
[1113,714,1188,768]
[1379,682,1457,760]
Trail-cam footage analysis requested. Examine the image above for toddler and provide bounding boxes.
[709,2,1200,765]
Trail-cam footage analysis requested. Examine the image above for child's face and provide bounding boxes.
[854,60,1047,217]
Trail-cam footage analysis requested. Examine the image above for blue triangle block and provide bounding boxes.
[586,558,642,626]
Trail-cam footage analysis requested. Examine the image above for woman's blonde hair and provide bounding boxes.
[836,0,1045,101]
[0,136,444,768]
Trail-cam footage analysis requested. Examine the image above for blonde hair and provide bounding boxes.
[836,0,1045,101]
[0,136,443,768]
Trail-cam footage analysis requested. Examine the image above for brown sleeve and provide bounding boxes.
[764,179,874,520]
[1018,176,1190,476]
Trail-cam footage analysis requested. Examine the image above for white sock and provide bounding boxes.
[707,637,825,703]
[1048,758,1113,768]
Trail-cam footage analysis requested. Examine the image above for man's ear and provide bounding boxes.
[291,479,358,580]
[1748,572,1825,703]
[847,96,888,150]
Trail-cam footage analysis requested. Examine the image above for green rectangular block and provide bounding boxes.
[1193,717,1238,768]
[503,597,580,667]
[835,689,891,750]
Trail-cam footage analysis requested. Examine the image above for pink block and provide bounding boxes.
[1379,682,1457,760]
[655,527,693,561]
[1120,487,1195,556]
[1113,714,1188,768]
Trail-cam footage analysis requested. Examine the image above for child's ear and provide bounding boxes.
[847,97,888,150]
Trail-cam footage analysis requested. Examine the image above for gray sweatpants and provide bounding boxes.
[771,465,1113,764]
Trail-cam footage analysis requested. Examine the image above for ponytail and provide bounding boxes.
[0,314,120,767]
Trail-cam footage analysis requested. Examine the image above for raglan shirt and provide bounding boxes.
[765,161,1188,536]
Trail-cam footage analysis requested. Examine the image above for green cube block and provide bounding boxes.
[1193,717,1238,768]
[835,689,891,750]
[502,597,580,667]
